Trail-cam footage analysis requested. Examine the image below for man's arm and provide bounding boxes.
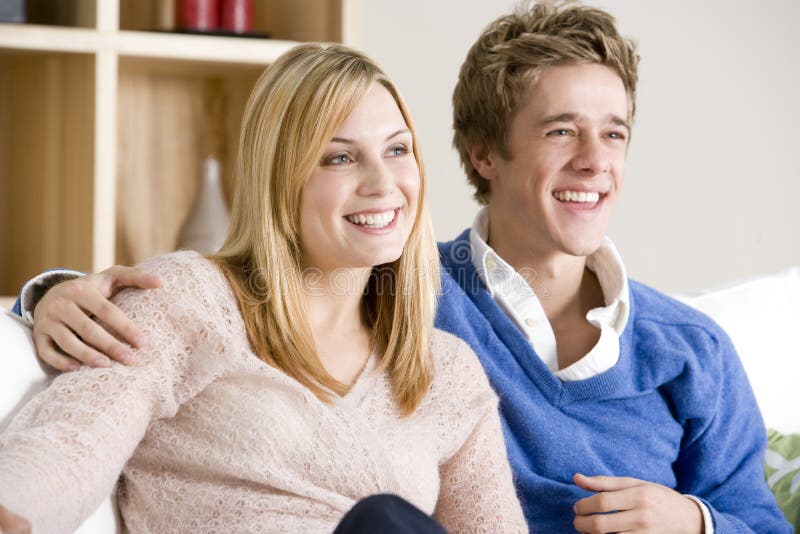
[575,326,792,534]
[670,328,792,532]
[574,327,791,533]
[12,266,162,371]
[12,269,85,324]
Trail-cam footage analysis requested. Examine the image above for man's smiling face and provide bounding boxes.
[483,63,630,258]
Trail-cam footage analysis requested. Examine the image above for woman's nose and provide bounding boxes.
[358,158,395,196]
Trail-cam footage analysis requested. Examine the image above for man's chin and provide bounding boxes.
[558,236,605,259]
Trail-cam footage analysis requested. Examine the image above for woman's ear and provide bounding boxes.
[468,143,500,181]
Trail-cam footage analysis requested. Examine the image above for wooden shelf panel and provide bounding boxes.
[25,0,96,28]
[0,24,296,66]
[116,30,296,67]
[115,63,257,266]
[0,52,95,295]
[0,24,100,54]
[119,0,346,42]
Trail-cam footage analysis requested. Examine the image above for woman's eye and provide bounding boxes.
[608,131,627,141]
[388,144,410,157]
[325,153,353,165]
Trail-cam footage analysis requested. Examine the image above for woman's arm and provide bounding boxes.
[429,334,526,533]
[0,254,218,532]
[433,402,527,533]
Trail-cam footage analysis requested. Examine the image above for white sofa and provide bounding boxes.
[0,311,122,533]
[676,267,800,435]
[1,267,799,531]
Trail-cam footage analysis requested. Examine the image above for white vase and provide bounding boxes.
[176,157,230,254]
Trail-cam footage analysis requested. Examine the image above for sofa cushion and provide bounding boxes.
[0,310,49,429]
[677,267,800,434]
[0,310,121,533]
[766,429,800,531]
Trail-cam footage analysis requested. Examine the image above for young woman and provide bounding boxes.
[0,44,524,532]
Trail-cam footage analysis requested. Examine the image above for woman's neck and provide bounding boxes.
[303,268,370,332]
[303,267,373,385]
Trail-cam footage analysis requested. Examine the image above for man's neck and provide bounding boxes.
[486,220,598,313]
[486,218,606,369]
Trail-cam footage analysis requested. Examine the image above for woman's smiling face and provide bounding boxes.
[298,83,421,273]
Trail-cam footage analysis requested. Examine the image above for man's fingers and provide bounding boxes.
[68,306,135,364]
[32,335,81,372]
[573,508,640,534]
[81,294,145,349]
[574,486,641,516]
[0,504,31,534]
[574,473,643,492]
[106,266,163,293]
[49,326,110,368]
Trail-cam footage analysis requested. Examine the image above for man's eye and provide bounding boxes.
[548,129,572,137]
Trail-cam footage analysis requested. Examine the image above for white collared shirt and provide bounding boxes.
[469,207,630,381]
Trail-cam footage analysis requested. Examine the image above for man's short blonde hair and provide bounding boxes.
[452,1,639,204]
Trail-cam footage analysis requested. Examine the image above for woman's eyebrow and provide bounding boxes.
[330,128,411,145]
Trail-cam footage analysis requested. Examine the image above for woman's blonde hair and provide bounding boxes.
[211,43,440,416]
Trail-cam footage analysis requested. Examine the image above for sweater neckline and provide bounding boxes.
[336,352,381,409]
[440,230,635,405]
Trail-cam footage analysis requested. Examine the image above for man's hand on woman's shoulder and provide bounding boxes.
[32,265,162,371]
[0,504,30,534]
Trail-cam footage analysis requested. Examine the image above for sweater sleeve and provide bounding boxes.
[0,253,223,533]
[434,404,527,533]
[431,333,526,533]
[674,327,792,533]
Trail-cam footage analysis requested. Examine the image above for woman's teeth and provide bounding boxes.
[346,209,396,228]
[553,191,601,203]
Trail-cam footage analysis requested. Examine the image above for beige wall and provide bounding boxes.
[354,0,800,294]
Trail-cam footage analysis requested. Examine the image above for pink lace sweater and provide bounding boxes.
[0,252,525,533]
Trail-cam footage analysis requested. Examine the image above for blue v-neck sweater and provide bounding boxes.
[436,231,790,533]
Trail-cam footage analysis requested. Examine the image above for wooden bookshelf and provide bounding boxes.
[0,0,356,299]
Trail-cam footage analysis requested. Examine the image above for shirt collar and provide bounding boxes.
[468,206,630,336]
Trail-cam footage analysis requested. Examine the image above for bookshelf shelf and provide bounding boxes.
[0,0,352,298]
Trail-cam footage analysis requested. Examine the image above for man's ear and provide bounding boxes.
[468,143,500,181]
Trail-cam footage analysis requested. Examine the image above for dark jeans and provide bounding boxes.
[333,494,447,534]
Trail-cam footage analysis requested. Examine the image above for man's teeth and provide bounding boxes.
[553,191,601,203]
[346,209,396,228]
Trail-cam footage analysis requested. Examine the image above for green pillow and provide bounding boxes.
[766,429,800,530]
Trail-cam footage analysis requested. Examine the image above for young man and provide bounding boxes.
[8,3,790,532]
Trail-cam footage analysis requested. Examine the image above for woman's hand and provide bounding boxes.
[0,504,30,534]
[32,265,163,371]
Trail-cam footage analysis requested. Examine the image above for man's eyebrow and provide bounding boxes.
[330,128,411,145]
[609,115,631,132]
[539,113,579,125]
[539,113,630,131]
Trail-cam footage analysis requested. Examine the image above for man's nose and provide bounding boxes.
[570,135,610,175]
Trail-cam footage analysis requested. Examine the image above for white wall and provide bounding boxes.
[353,0,800,294]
